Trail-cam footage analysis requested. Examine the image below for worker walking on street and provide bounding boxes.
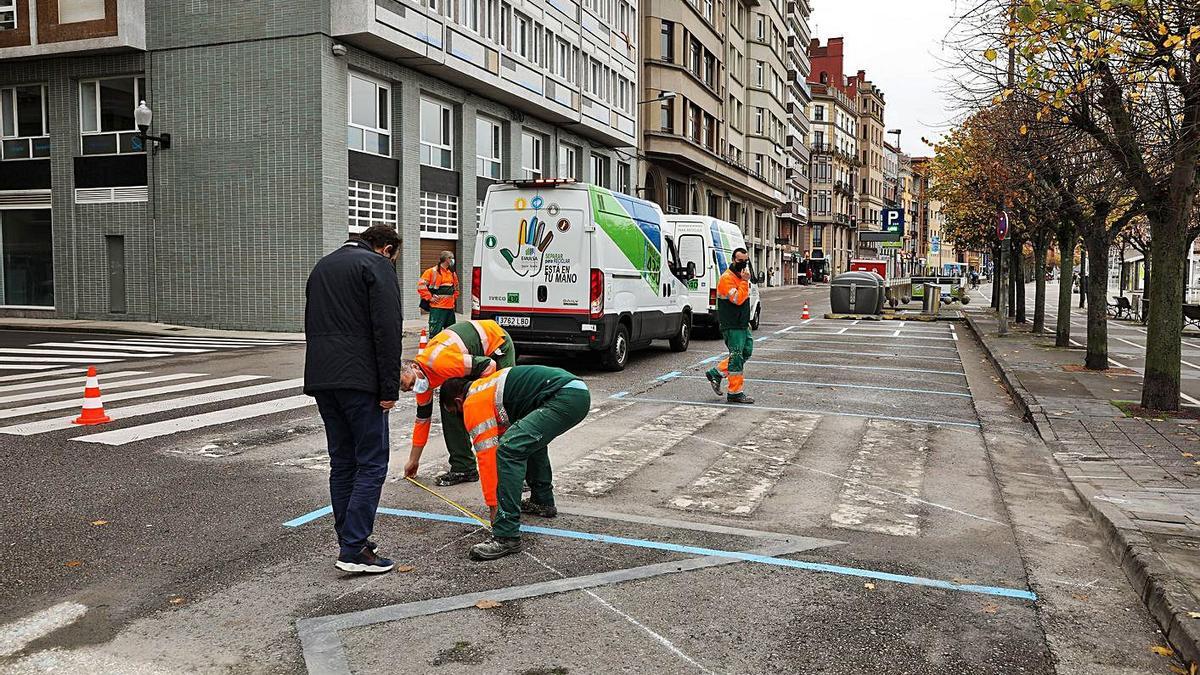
[424,365,589,560]
[400,319,517,486]
[418,251,460,337]
[705,247,755,404]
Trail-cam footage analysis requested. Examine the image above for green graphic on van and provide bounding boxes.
[501,209,555,278]
[589,186,662,295]
[484,234,498,249]
[686,278,699,291]
[507,292,520,303]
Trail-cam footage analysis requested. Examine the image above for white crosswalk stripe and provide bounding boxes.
[39,342,214,354]
[0,348,174,358]
[0,371,146,394]
[73,395,314,446]
[0,373,199,404]
[556,406,727,496]
[0,375,262,421]
[668,413,821,516]
[829,420,931,537]
[0,368,83,382]
[0,364,61,371]
[0,356,121,364]
[0,336,299,373]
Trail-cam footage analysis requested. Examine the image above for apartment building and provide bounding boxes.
[0,0,636,329]
[640,0,800,282]
[806,37,858,275]
[852,69,886,255]
[778,0,812,285]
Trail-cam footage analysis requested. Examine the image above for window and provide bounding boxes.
[703,114,716,151]
[590,154,610,188]
[420,97,454,169]
[755,61,764,87]
[660,21,674,62]
[521,132,542,179]
[348,181,398,234]
[687,103,701,143]
[475,116,502,179]
[79,77,146,155]
[707,193,719,217]
[755,14,764,41]
[754,107,764,135]
[665,179,684,214]
[660,98,674,133]
[689,39,702,79]
[702,0,713,22]
[754,153,763,176]
[812,224,824,246]
[0,1,15,30]
[1,86,49,161]
[513,12,530,58]
[703,52,716,88]
[617,161,631,194]
[813,104,824,122]
[462,0,480,32]
[556,39,571,79]
[348,73,390,156]
[500,1,511,47]
[59,0,105,22]
[1,210,53,308]
[729,201,740,224]
[420,192,460,239]
[813,130,824,148]
[558,142,578,179]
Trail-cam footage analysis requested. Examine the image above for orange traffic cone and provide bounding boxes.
[418,328,429,351]
[73,366,111,425]
[802,304,810,320]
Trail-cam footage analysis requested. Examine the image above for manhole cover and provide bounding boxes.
[1168,538,1200,551]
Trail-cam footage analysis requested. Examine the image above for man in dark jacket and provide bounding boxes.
[304,224,403,574]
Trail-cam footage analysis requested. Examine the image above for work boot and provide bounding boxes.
[726,393,755,405]
[520,499,558,518]
[468,536,523,561]
[435,470,479,486]
[705,368,724,396]
[335,547,395,574]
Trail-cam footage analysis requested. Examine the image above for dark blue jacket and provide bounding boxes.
[303,240,403,399]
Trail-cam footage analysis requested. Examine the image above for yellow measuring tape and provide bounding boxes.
[404,476,492,530]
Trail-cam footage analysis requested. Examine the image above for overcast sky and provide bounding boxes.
[808,0,961,156]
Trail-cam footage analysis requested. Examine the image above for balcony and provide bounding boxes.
[0,0,145,58]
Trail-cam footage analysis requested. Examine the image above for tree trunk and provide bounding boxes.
[1033,243,1047,334]
[1055,227,1074,348]
[1008,246,1017,318]
[1078,247,1087,308]
[1141,215,1186,411]
[991,243,1001,309]
[1016,246,1027,323]
[1084,233,1109,370]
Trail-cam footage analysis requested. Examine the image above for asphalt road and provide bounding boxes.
[0,287,1180,674]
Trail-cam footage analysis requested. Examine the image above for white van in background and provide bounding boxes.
[664,215,762,333]
[472,180,701,370]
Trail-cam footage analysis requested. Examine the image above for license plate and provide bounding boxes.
[496,316,531,327]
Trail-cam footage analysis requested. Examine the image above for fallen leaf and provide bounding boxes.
[863,582,875,591]
[982,602,999,614]
[1072,593,1089,601]
[474,599,501,609]
[65,561,82,568]
[1188,611,1200,619]
[90,520,108,526]
[396,565,415,573]
[1151,644,1175,657]
[1183,453,1195,458]
[1168,665,1187,675]
[168,597,185,605]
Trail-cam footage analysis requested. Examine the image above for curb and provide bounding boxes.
[0,319,303,341]
[965,312,1200,668]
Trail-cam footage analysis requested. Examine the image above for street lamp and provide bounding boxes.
[134,101,172,152]
[887,128,901,148]
[638,91,676,105]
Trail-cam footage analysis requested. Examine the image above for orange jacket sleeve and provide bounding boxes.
[412,387,433,447]
[452,271,461,303]
[417,267,434,302]
[717,271,749,305]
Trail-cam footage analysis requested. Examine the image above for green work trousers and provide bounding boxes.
[443,334,518,473]
[492,386,591,538]
[722,327,754,374]
[428,307,457,338]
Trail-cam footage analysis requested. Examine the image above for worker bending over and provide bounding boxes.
[401,319,516,486]
[705,247,755,404]
[437,365,590,561]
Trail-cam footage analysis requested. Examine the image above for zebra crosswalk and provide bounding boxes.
[0,336,302,374]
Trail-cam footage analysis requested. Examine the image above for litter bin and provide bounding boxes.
[830,271,883,315]
[921,283,941,315]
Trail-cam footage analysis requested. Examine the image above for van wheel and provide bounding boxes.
[601,324,630,371]
[669,314,691,352]
[750,306,761,331]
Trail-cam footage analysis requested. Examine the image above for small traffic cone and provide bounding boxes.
[73,366,112,425]
[802,304,810,320]
[418,328,429,351]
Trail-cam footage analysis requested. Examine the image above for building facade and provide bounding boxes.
[778,0,811,285]
[852,69,886,256]
[639,0,800,284]
[0,0,636,329]
[806,37,858,275]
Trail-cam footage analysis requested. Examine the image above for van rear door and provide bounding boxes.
[478,188,536,326]
[533,188,590,316]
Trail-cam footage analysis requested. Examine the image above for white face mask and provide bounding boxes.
[412,375,430,395]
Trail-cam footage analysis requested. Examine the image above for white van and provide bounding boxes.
[664,215,762,332]
[472,180,701,370]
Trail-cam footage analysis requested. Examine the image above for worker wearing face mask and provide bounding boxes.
[400,319,517,486]
[705,247,755,404]
[418,250,460,338]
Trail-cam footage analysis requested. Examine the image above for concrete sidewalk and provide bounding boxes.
[965,305,1200,668]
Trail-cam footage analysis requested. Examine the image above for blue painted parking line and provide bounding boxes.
[672,374,972,398]
[655,371,682,382]
[282,506,1034,601]
[283,505,333,527]
[699,355,723,365]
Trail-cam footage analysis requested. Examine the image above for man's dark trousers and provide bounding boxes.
[314,389,390,558]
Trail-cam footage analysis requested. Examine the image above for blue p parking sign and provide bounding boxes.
[882,208,904,233]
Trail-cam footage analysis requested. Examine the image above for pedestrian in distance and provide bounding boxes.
[705,247,756,404]
[303,224,403,574]
[436,366,591,561]
[399,319,517,486]
[418,251,460,338]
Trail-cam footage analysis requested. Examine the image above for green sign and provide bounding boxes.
[880,241,903,249]
[507,292,520,304]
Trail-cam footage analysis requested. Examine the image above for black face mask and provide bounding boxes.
[731,260,747,273]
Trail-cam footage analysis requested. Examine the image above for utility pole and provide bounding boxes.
[998,5,1016,336]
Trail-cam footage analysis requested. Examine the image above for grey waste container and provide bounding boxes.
[830,271,883,314]
[922,283,941,315]
[871,273,887,314]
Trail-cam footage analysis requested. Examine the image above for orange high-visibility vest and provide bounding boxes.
[418,266,459,310]
[412,320,511,447]
[461,368,512,507]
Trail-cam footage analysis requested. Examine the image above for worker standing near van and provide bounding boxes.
[705,247,755,404]
[431,366,590,561]
[417,251,459,337]
[400,319,517,486]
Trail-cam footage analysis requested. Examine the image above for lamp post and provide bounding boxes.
[134,101,172,152]
[637,91,676,106]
